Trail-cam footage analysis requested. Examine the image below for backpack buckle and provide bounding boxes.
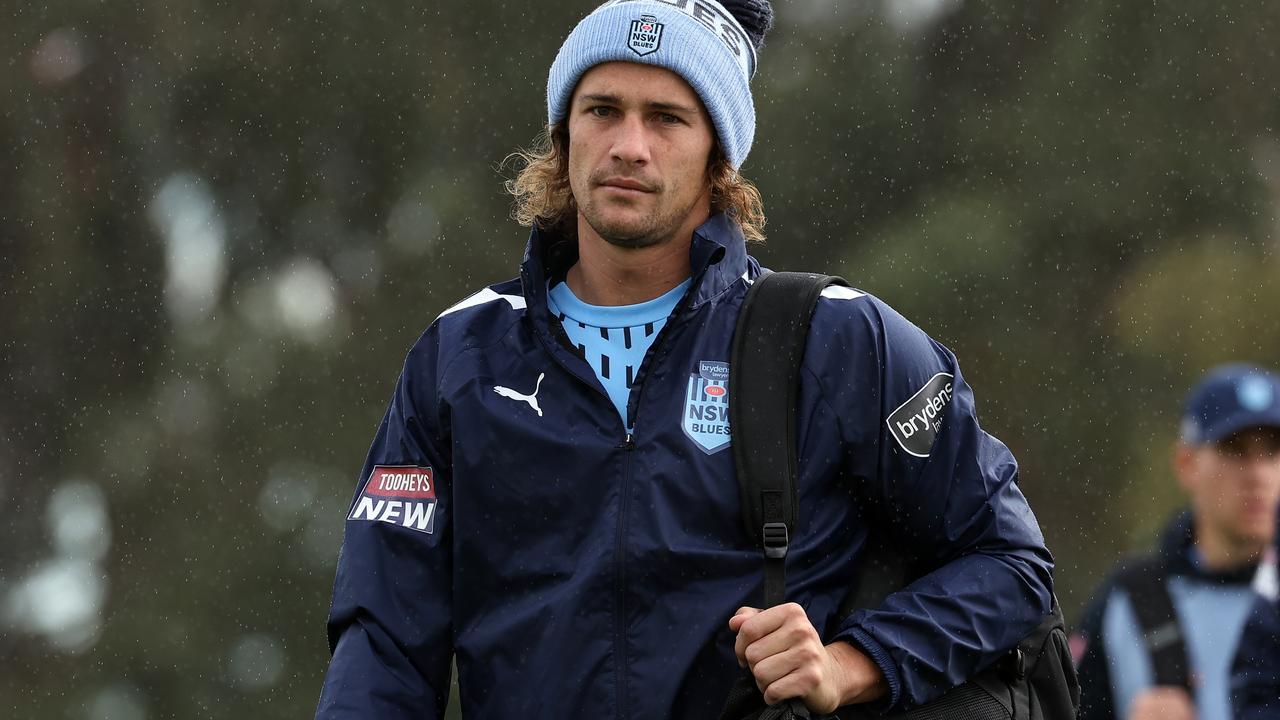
[762,522,789,559]
[1011,647,1027,680]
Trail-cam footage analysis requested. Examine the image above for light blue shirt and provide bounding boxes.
[548,278,690,431]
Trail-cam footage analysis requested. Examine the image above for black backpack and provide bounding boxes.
[718,271,1081,720]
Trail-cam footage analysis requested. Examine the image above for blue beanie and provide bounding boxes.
[547,0,759,169]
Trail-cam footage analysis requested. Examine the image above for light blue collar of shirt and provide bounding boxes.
[548,278,691,328]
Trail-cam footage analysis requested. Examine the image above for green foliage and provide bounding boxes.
[3,1,1278,717]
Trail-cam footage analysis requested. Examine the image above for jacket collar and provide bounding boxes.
[519,212,750,321]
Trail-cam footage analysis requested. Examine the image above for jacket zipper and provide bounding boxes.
[542,307,636,717]
[537,274,704,719]
[609,288,698,719]
[615,432,635,720]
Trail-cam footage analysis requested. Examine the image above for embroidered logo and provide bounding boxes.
[627,15,663,56]
[348,465,438,534]
[683,360,730,454]
[599,0,756,78]
[494,372,545,417]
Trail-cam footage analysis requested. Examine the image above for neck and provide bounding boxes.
[1194,521,1266,572]
[566,214,704,306]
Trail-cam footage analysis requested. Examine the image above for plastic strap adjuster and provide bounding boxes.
[762,522,789,559]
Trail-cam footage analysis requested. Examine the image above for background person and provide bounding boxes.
[1074,364,1280,720]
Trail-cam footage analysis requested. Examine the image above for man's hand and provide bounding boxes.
[729,604,887,713]
[1128,687,1196,720]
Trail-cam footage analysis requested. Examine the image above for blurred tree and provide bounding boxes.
[2,1,1277,718]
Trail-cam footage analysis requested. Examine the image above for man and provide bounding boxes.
[315,1,1054,717]
[1074,364,1280,720]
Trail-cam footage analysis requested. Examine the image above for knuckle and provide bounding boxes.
[798,644,820,663]
[772,677,801,703]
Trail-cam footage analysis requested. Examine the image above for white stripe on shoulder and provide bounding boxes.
[821,285,866,301]
[436,288,527,320]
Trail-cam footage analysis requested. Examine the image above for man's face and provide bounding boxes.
[1178,427,1280,552]
[566,61,715,249]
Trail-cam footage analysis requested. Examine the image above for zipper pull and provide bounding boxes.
[621,433,635,449]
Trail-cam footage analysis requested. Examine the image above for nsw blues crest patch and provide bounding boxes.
[683,360,730,454]
[627,15,663,56]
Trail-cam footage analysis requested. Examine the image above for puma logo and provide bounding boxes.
[493,373,545,417]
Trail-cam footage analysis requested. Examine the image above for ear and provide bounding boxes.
[1173,442,1197,494]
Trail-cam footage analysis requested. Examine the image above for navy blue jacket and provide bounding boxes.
[1232,592,1280,720]
[316,214,1055,718]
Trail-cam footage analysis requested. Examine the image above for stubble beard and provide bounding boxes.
[577,181,698,251]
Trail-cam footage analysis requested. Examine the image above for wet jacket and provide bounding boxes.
[315,214,1055,719]
[1232,592,1280,720]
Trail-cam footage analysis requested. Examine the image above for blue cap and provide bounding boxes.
[1181,364,1280,444]
[547,0,758,169]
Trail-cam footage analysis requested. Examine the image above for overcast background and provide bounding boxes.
[4,1,1279,717]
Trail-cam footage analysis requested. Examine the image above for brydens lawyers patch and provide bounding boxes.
[683,360,730,454]
[627,14,663,56]
[886,373,954,458]
[348,465,438,534]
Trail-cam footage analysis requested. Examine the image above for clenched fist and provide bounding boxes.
[729,603,887,713]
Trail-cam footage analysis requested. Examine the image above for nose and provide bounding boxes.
[610,115,650,166]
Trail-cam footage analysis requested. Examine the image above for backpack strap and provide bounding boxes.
[1115,554,1192,691]
[730,271,849,608]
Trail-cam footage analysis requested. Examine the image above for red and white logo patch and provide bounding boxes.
[348,465,438,534]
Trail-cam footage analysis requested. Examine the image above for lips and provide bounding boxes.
[598,177,654,193]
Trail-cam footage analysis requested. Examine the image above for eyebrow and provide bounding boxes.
[577,93,700,116]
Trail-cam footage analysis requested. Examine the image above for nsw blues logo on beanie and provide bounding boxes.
[627,14,664,56]
[546,0,772,169]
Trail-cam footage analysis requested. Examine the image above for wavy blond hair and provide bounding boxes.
[505,123,766,243]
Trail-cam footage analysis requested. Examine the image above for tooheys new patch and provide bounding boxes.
[348,465,438,534]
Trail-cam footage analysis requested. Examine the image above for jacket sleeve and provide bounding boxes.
[1231,594,1280,720]
[816,294,1055,710]
[316,331,454,719]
